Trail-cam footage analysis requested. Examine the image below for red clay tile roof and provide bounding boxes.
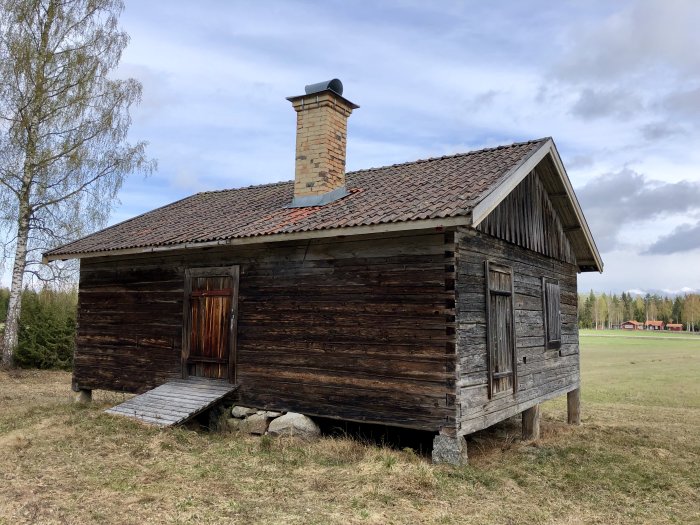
[45,138,547,258]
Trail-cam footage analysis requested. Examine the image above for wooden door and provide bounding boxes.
[182,267,239,382]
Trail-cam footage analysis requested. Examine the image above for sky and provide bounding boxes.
[53,1,700,293]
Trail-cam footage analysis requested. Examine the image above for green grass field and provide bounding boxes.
[578,329,700,409]
[0,330,698,524]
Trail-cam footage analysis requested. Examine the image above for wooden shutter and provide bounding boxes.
[542,278,561,350]
[485,261,517,398]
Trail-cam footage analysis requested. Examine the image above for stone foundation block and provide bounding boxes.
[432,435,468,465]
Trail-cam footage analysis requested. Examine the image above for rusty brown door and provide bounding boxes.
[182,267,239,382]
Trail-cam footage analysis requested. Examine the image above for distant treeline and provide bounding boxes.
[578,291,700,331]
[0,287,77,369]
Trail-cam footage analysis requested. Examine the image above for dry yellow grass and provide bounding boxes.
[1,333,699,524]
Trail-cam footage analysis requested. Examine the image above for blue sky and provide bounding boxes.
[102,0,700,294]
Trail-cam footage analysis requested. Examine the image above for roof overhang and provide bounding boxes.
[43,215,472,263]
[471,138,603,273]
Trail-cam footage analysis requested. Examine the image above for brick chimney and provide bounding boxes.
[287,79,359,207]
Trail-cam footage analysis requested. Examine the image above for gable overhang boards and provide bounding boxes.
[470,139,603,273]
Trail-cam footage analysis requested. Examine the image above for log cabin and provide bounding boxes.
[621,320,643,330]
[644,320,664,331]
[44,79,603,463]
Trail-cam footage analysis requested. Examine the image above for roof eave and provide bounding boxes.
[547,141,604,273]
[43,215,473,262]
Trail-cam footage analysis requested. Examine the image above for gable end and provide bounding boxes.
[471,140,603,273]
[477,171,576,265]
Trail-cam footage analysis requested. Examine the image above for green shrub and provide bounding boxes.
[14,287,77,370]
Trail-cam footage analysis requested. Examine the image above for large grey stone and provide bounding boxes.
[231,406,257,418]
[239,413,269,435]
[432,435,468,465]
[267,412,320,441]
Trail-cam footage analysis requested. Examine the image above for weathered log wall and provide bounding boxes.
[74,231,456,431]
[455,228,579,436]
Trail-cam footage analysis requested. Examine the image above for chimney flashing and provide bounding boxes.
[286,185,349,208]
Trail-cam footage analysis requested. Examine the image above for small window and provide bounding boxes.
[485,261,517,398]
[542,278,561,350]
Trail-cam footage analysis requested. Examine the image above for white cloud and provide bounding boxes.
[579,249,700,293]
[552,0,700,83]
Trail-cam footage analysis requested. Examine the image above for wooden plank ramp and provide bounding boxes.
[105,377,238,427]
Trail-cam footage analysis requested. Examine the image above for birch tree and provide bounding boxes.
[684,294,699,332]
[0,0,153,366]
[596,293,608,329]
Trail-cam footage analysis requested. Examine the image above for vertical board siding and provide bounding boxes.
[477,171,577,265]
[455,227,579,436]
[74,232,456,431]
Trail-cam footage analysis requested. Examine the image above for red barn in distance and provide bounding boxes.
[621,320,643,330]
[645,320,665,331]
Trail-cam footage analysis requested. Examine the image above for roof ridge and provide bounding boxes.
[348,137,550,175]
[197,137,550,194]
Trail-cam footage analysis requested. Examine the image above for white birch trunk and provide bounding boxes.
[2,133,34,367]
[2,211,29,366]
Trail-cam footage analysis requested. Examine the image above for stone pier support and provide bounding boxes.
[432,432,468,465]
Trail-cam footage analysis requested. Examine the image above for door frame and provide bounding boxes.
[181,265,240,383]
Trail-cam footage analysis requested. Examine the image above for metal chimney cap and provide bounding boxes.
[286,79,359,109]
[305,79,343,96]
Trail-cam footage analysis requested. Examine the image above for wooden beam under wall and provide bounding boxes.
[522,404,541,440]
[567,388,581,425]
